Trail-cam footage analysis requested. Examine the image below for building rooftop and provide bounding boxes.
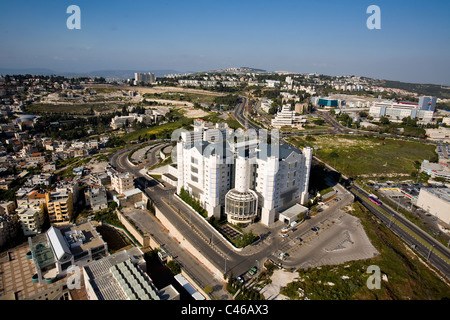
[421,187,450,203]
[59,221,106,256]
[83,248,162,300]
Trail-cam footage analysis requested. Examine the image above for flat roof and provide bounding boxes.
[279,203,309,220]
[60,221,106,256]
[174,273,205,300]
[83,248,161,300]
[421,187,450,203]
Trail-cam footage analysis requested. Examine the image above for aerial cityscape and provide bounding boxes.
[0,0,449,311]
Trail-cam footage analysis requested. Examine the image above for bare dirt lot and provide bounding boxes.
[260,269,298,300]
[85,84,227,96]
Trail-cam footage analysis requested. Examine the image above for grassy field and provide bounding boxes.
[280,202,450,300]
[27,102,127,114]
[288,134,437,179]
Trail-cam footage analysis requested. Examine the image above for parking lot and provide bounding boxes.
[280,209,379,269]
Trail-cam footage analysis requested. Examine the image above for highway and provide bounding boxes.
[233,96,260,131]
[349,182,450,279]
[109,142,284,283]
[234,98,450,280]
[109,97,450,295]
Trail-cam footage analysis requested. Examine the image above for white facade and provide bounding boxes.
[369,97,436,123]
[175,127,312,226]
[134,72,155,85]
[85,185,108,211]
[271,104,304,128]
[416,188,450,224]
[17,204,44,236]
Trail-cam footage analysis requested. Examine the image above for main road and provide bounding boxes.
[110,96,450,297]
[109,141,289,284]
[349,182,450,279]
[236,97,450,280]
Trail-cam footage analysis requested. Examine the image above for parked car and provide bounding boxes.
[248,266,258,276]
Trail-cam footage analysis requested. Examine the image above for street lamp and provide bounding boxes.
[427,244,435,261]
[225,254,228,274]
[388,213,395,228]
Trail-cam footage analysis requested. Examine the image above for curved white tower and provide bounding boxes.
[225,155,258,224]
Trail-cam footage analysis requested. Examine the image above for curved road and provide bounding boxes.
[109,143,286,280]
[109,97,450,295]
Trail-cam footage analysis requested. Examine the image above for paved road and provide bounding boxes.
[111,146,289,275]
[350,182,450,280]
[237,99,450,280]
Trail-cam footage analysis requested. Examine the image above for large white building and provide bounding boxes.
[271,104,305,128]
[134,72,155,85]
[416,187,450,224]
[369,96,437,123]
[175,125,312,226]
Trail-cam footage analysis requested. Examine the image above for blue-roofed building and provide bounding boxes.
[317,98,339,108]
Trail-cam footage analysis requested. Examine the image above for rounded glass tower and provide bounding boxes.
[225,156,258,224]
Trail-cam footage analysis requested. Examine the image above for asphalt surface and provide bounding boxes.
[350,183,450,280]
[108,99,450,298]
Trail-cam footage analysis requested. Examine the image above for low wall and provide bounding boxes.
[115,207,215,299]
[115,209,154,247]
[153,205,223,278]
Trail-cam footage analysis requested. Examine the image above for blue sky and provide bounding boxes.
[0,0,449,84]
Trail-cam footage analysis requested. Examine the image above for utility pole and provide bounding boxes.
[388,213,394,228]
[427,245,434,261]
[225,254,228,274]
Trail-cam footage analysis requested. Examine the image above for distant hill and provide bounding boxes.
[0,68,56,76]
[378,79,450,100]
[198,67,268,74]
[0,68,188,79]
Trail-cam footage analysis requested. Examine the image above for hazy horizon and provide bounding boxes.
[1,0,449,85]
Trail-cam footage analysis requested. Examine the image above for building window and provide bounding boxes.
[191,165,198,174]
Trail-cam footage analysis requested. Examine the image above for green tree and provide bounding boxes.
[167,260,181,275]
[379,116,390,125]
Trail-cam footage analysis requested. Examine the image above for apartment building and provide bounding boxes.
[109,167,135,195]
[45,188,74,224]
[14,189,46,236]
[85,184,108,211]
[134,72,155,85]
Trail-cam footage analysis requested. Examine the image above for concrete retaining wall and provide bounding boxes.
[153,205,223,278]
[115,209,153,247]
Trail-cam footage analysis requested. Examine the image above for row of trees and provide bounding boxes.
[179,187,208,218]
